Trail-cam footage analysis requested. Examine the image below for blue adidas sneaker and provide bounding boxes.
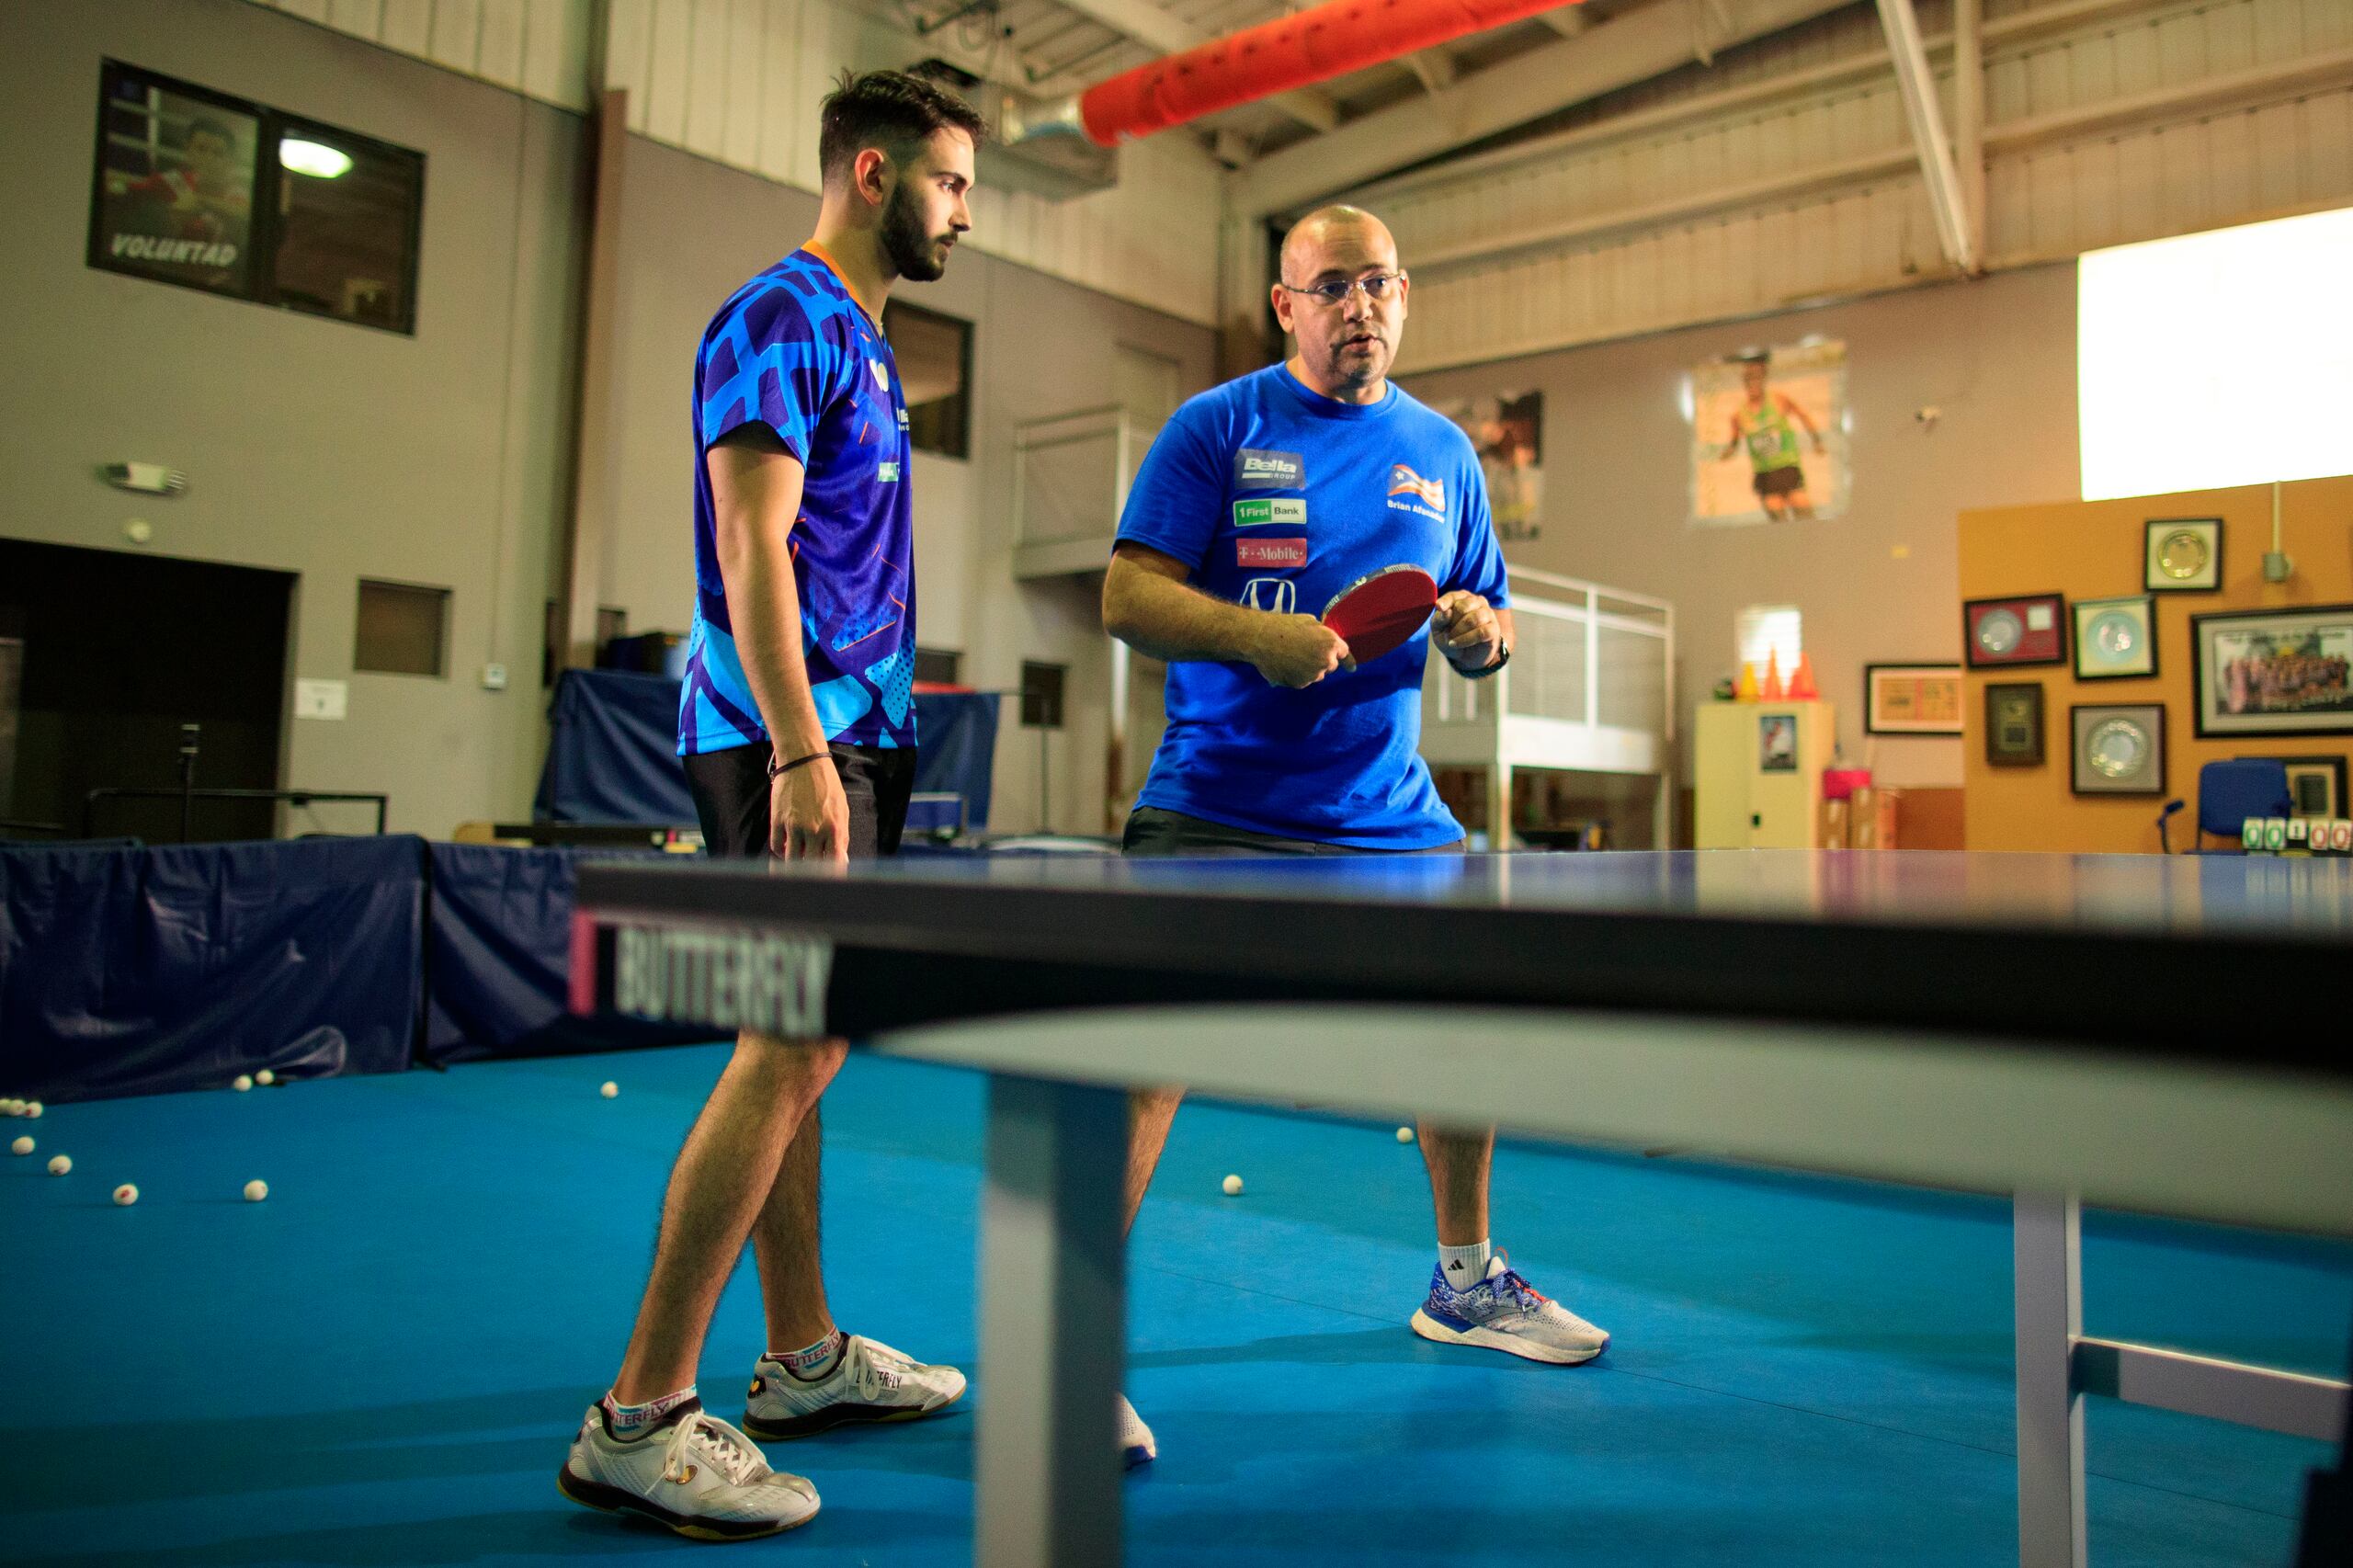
[1409,1253,1608,1364]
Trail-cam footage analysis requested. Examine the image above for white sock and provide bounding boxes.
[768,1330,845,1381]
[602,1385,698,1441]
[1438,1239,1492,1290]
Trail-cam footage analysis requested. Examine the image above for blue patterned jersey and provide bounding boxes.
[679,246,916,756]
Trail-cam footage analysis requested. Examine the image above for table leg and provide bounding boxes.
[978,1074,1128,1568]
[2015,1189,2086,1568]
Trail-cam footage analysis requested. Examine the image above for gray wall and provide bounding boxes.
[602,136,1218,834]
[1,0,1216,840]
[0,0,583,837]
[1405,263,2082,789]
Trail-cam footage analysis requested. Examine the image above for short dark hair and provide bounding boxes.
[817,70,986,190]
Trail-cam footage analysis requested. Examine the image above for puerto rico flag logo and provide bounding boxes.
[1388,464,1445,512]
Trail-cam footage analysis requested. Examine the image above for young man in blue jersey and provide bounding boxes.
[1100,205,1610,1466]
[561,72,982,1541]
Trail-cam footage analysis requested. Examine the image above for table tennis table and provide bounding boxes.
[569,848,2353,1568]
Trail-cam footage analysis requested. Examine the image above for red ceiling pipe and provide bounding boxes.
[1077,0,1589,146]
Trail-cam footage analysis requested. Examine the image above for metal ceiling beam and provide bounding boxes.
[1874,0,1979,274]
[1229,0,1855,221]
[1400,49,1459,94]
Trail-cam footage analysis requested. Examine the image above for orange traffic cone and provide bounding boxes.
[1761,651,1785,700]
[1788,652,1819,699]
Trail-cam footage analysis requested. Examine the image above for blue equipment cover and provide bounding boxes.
[534,668,999,831]
[424,841,711,1063]
[0,836,423,1103]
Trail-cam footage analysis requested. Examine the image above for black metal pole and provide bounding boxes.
[177,722,199,844]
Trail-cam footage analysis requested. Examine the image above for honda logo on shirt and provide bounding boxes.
[1239,578,1297,614]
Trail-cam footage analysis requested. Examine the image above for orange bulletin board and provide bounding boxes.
[1959,475,2353,853]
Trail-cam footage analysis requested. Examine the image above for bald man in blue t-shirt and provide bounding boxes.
[1100,206,1610,1468]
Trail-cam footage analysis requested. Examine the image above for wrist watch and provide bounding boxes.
[1459,642,1510,680]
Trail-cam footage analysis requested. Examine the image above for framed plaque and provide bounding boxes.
[2144,517,2222,593]
[2071,703,2165,795]
[1758,713,1798,773]
[1863,664,1962,734]
[1963,593,2066,668]
[2072,596,2157,681]
[1985,682,2044,767]
[2189,604,2353,737]
[2275,755,2348,819]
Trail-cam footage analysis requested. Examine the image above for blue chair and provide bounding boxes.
[2159,758,2292,853]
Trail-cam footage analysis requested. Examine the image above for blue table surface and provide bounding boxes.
[580,848,2353,943]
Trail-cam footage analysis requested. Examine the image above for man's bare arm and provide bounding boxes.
[1101,542,1347,688]
[707,426,847,859]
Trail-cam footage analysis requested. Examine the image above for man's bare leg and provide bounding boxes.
[753,1096,835,1354]
[1418,1121,1494,1247]
[611,1033,845,1404]
[1124,1086,1186,1234]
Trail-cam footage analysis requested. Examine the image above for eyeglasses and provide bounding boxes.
[1277,271,1406,308]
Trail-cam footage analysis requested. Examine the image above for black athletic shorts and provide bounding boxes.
[1121,805,1463,858]
[1753,464,1806,499]
[682,743,918,861]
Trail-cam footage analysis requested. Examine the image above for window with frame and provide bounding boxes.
[881,301,972,460]
[90,61,425,334]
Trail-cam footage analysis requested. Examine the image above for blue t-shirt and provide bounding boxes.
[1115,364,1508,849]
[679,247,916,756]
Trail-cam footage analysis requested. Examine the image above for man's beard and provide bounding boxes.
[881,183,947,281]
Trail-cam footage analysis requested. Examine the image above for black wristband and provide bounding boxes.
[766,749,832,779]
[1458,642,1511,681]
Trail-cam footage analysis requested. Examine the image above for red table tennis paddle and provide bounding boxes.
[1322,564,1438,669]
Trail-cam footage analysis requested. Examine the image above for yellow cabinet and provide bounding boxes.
[1693,700,1837,849]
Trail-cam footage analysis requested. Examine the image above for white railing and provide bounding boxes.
[1421,565,1676,847]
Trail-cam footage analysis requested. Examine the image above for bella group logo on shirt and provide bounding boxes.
[1387,464,1446,512]
[1233,498,1306,528]
[1234,449,1304,489]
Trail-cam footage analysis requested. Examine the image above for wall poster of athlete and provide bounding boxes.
[1689,340,1848,528]
[88,62,260,300]
[1434,392,1543,543]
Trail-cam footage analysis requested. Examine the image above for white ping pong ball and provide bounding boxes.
[1396,1126,1415,1143]
[255,1069,276,1086]
[233,1074,254,1092]
[24,1102,40,1119]
[49,1154,71,1176]
[9,1136,31,1156]
[244,1180,268,1203]
[1222,1174,1244,1196]
[113,1184,139,1206]
[600,1081,619,1099]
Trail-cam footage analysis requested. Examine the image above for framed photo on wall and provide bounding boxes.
[2072,596,2157,680]
[2144,517,2222,592]
[1863,664,1963,734]
[2274,755,2348,818]
[1758,713,1798,773]
[1985,682,2044,767]
[1964,594,2067,668]
[2072,703,2165,795]
[2189,604,2353,737]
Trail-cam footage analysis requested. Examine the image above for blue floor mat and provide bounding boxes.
[1,1042,2343,1566]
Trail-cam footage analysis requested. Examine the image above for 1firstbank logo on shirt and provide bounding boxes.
[1232,498,1305,528]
